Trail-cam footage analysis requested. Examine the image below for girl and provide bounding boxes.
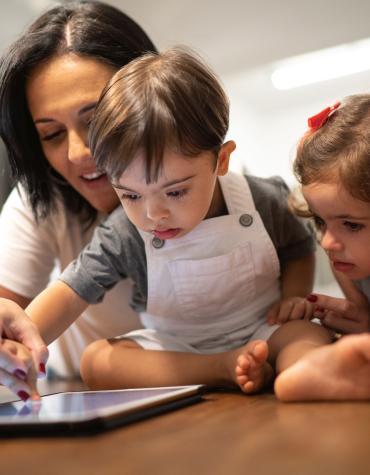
[293,95,370,335]
[256,95,370,401]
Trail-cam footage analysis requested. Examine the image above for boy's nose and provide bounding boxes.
[146,200,169,222]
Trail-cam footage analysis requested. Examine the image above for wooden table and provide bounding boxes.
[0,381,369,475]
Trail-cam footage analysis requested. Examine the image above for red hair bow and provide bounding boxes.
[308,101,341,130]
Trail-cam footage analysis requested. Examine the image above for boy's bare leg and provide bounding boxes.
[81,322,370,400]
[267,320,333,374]
[80,321,329,394]
[235,320,333,394]
[275,333,370,401]
[80,337,273,392]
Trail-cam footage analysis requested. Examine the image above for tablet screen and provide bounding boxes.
[0,385,204,428]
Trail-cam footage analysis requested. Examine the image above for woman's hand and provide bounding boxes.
[267,296,315,325]
[0,298,48,397]
[0,339,40,401]
[306,293,370,334]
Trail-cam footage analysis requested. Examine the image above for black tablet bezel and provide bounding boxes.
[0,385,205,437]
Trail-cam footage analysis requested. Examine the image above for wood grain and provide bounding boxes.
[1,382,369,475]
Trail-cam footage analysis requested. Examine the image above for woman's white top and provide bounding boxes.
[0,186,140,378]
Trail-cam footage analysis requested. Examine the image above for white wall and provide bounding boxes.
[222,61,370,295]
[224,64,370,185]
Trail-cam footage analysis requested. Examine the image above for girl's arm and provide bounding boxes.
[309,269,370,333]
[267,253,315,324]
[333,268,368,305]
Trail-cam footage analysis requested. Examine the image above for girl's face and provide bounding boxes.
[303,181,370,280]
[113,142,235,240]
[26,53,119,214]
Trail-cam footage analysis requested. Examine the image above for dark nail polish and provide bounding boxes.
[307,294,318,303]
[13,369,27,380]
[17,390,30,402]
[39,362,46,374]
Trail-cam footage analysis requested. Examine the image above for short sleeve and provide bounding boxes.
[0,187,58,297]
[247,175,315,265]
[60,206,147,305]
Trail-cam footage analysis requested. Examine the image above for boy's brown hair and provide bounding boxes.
[89,47,229,183]
[293,94,370,216]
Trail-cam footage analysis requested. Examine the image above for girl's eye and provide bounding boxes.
[343,221,364,232]
[312,215,326,243]
[167,189,188,199]
[312,215,325,229]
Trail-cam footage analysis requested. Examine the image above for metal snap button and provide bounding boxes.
[239,214,253,227]
[152,237,165,249]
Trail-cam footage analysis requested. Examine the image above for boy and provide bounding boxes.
[4,48,368,402]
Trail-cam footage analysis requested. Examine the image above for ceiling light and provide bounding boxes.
[271,38,370,90]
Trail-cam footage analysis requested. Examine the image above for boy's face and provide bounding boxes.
[113,142,234,240]
[303,181,370,280]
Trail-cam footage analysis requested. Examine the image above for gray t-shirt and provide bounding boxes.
[61,175,315,313]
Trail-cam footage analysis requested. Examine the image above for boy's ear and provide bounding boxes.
[217,141,236,176]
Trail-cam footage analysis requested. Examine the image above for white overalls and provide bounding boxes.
[122,172,281,353]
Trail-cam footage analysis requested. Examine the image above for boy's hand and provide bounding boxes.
[0,339,40,401]
[306,293,370,334]
[267,296,315,325]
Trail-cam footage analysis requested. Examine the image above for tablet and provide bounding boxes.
[0,385,205,436]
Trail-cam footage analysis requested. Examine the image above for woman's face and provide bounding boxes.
[26,53,119,214]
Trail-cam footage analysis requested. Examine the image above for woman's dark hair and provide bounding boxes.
[90,47,229,183]
[0,0,157,223]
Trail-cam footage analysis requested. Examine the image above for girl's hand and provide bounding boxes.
[0,298,48,383]
[0,339,40,401]
[306,293,370,334]
[267,296,314,325]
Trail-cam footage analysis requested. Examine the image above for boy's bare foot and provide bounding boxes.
[230,340,273,394]
[274,334,370,401]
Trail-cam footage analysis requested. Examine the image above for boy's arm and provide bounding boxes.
[247,176,316,325]
[280,253,315,299]
[267,253,315,325]
[26,280,88,345]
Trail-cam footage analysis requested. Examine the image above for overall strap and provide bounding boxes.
[218,172,255,215]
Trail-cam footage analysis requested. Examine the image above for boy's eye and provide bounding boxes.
[167,189,188,199]
[121,193,141,202]
[343,221,364,232]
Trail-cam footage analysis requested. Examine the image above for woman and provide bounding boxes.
[0,0,157,378]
